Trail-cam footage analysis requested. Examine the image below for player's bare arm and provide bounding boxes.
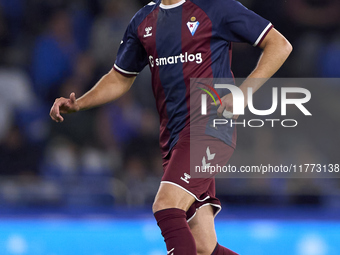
[217,28,292,118]
[50,68,135,122]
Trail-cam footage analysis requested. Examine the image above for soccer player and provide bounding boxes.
[50,0,292,254]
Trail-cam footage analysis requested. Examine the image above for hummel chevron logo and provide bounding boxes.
[180,173,191,184]
[206,147,216,160]
[144,27,152,37]
[167,248,175,254]
[202,146,216,169]
[202,156,210,169]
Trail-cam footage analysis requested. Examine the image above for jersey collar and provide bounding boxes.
[160,0,186,9]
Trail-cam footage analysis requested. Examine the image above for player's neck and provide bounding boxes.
[161,0,184,6]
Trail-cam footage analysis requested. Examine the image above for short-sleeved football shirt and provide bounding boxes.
[114,0,272,158]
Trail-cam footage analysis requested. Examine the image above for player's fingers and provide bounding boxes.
[70,92,76,104]
[54,104,64,122]
[50,110,63,122]
[211,101,220,106]
[56,114,64,122]
[51,112,64,122]
[224,101,233,113]
[50,99,65,122]
[51,109,63,122]
[232,114,239,120]
[217,104,225,118]
[54,112,64,122]
[50,102,59,121]
[50,108,57,122]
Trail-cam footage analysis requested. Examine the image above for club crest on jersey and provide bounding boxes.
[187,17,199,36]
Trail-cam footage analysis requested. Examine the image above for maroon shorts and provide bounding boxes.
[161,135,235,222]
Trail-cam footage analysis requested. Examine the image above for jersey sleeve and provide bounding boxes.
[217,0,273,47]
[114,20,148,77]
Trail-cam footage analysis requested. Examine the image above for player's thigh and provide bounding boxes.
[152,182,196,213]
[189,205,217,255]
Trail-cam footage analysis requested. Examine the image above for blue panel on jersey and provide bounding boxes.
[209,38,232,78]
[156,6,187,149]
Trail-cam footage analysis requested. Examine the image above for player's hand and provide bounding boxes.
[213,93,239,120]
[50,92,80,122]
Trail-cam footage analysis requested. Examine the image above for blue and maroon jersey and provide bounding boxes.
[114,0,273,158]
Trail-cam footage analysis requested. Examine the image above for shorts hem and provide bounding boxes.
[161,181,211,202]
[187,203,222,223]
[160,181,221,222]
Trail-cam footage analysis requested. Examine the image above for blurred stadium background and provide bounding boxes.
[0,0,340,254]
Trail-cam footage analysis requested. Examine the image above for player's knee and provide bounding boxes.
[152,183,195,213]
[152,197,173,213]
[152,190,177,213]
[152,195,186,213]
[152,200,164,213]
